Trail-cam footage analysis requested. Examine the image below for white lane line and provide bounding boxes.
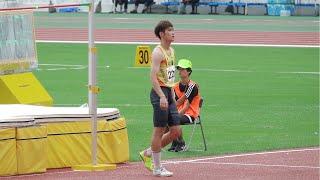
[36,40,320,48]
[185,161,320,169]
[163,147,320,164]
[4,148,319,178]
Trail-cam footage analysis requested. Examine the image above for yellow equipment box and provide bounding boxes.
[0,72,53,106]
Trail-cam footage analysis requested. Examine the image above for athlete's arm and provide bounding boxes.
[150,48,168,110]
[172,88,176,104]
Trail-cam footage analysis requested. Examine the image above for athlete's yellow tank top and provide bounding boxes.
[156,45,175,87]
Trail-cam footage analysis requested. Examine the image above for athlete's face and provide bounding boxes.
[178,68,189,79]
[161,27,175,42]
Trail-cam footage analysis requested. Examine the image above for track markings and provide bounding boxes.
[186,161,320,169]
[36,40,320,48]
[163,147,320,164]
[3,148,318,179]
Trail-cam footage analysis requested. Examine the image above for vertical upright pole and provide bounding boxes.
[315,1,318,16]
[88,0,97,166]
[245,3,248,15]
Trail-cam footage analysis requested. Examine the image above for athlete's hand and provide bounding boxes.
[185,83,195,98]
[160,96,168,110]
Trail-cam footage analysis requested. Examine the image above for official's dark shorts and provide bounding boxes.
[150,87,180,127]
[180,114,195,125]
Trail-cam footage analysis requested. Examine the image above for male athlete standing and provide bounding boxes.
[139,20,181,177]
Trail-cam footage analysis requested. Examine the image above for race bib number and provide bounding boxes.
[167,65,175,83]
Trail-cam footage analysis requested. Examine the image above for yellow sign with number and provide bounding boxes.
[135,46,152,67]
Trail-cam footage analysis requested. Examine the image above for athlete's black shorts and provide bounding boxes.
[150,87,180,127]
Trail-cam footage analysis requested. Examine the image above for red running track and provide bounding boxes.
[35,28,320,46]
[2,147,319,180]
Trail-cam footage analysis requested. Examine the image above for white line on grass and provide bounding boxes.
[128,67,319,75]
[163,147,320,164]
[53,104,319,109]
[195,68,253,73]
[39,63,84,67]
[44,67,86,71]
[71,67,87,70]
[112,17,131,20]
[46,68,68,71]
[37,64,94,71]
[39,64,319,75]
[36,40,319,48]
[278,71,320,75]
[53,103,219,107]
[127,67,149,69]
[39,64,107,68]
[195,69,320,75]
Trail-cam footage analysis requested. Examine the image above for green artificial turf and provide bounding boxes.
[34,43,319,161]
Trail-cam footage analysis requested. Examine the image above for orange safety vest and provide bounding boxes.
[173,80,201,118]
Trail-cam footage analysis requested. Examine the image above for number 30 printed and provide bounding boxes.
[139,50,149,64]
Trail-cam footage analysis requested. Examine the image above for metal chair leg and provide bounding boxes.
[199,120,207,151]
[185,121,197,151]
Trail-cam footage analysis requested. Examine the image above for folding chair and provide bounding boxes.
[183,98,207,151]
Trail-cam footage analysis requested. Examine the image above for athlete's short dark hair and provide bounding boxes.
[154,20,173,39]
